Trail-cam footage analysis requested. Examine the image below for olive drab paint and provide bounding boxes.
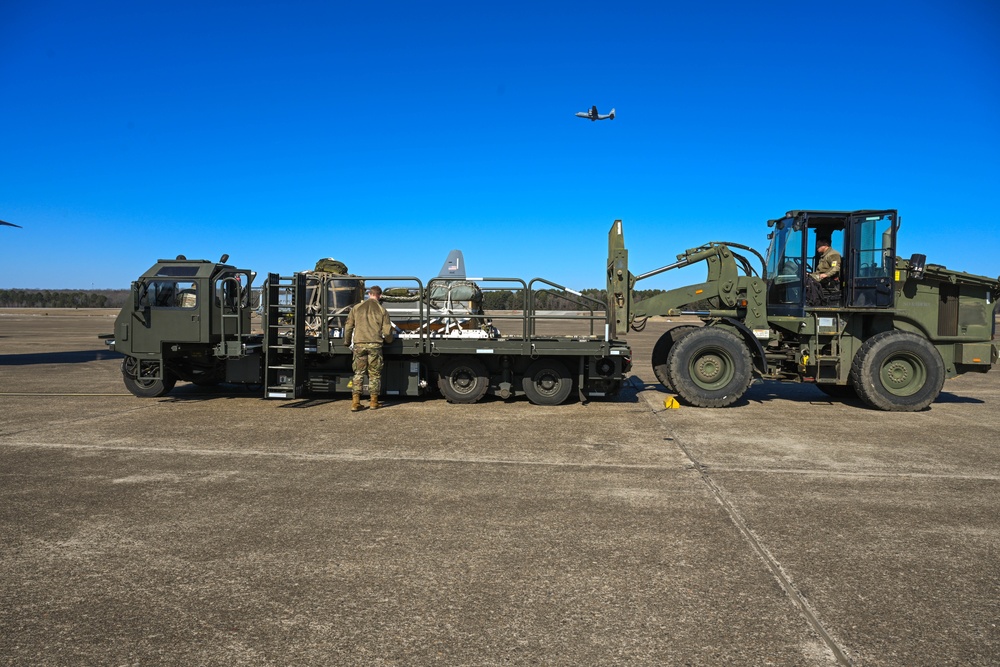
[610,211,1000,411]
[107,252,632,405]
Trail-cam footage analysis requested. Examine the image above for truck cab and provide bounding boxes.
[109,256,257,395]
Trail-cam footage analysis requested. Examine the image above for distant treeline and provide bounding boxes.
[0,287,673,311]
[0,289,130,309]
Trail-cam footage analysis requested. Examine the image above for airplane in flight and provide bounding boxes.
[575,105,615,121]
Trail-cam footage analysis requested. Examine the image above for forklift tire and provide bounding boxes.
[651,325,699,391]
[121,357,177,398]
[852,331,945,412]
[666,327,752,408]
[437,357,489,404]
[522,358,573,406]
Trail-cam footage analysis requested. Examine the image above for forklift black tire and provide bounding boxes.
[121,358,177,398]
[522,358,573,406]
[437,357,489,404]
[852,331,945,412]
[666,327,752,408]
[651,325,699,391]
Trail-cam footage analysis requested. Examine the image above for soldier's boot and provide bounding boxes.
[351,393,363,412]
[369,393,381,410]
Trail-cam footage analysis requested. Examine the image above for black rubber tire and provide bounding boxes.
[121,357,177,398]
[651,325,699,391]
[666,327,752,408]
[437,357,489,404]
[851,331,945,412]
[522,358,573,406]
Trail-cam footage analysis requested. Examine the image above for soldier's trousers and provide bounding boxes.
[352,343,384,395]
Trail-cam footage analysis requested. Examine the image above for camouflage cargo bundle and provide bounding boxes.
[314,257,349,275]
[303,258,363,333]
[383,280,494,336]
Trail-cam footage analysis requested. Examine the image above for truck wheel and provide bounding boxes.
[651,325,698,391]
[522,358,573,405]
[852,331,944,411]
[667,327,751,407]
[437,357,489,404]
[121,357,177,398]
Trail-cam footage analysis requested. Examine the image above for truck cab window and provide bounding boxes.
[141,280,197,308]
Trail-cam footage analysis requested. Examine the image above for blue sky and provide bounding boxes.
[1,1,998,290]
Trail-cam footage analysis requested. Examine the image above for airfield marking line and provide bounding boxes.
[702,466,1000,482]
[643,392,854,667]
[0,403,161,440]
[0,440,682,472]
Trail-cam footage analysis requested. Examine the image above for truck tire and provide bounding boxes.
[851,331,944,412]
[666,327,752,408]
[522,358,573,406]
[437,357,489,404]
[651,325,698,391]
[121,357,177,398]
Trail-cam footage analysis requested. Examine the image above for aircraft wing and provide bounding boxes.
[0,220,22,228]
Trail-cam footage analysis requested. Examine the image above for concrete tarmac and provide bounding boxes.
[1,309,998,666]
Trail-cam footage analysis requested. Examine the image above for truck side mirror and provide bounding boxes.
[909,253,926,280]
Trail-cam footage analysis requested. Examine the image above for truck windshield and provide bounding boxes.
[139,280,198,308]
[765,221,805,306]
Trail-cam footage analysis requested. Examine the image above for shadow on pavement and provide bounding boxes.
[0,349,123,366]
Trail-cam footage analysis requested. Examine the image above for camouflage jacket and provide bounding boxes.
[344,298,394,344]
[811,247,842,281]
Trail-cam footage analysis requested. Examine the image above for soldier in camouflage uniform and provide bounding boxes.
[810,237,841,283]
[808,236,843,306]
[343,285,394,411]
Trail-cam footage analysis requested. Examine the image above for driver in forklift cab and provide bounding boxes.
[810,236,841,284]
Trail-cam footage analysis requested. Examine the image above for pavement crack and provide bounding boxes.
[646,393,854,667]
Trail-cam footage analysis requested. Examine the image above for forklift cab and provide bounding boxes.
[764,209,899,313]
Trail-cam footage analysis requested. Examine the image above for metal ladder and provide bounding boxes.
[264,273,305,398]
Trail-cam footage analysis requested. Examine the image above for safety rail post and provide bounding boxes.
[351,276,425,352]
[527,277,607,339]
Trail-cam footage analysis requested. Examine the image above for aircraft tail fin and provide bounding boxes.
[609,108,615,120]
[438,249,466,279]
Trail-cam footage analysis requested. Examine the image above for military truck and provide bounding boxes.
[607,210,1000,411]
[107,253,631,405]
